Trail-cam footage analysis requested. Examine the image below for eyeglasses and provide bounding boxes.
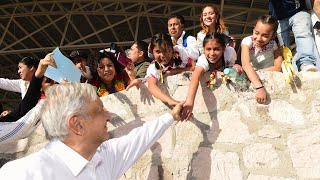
[70,50,80,58]
[168,23,181,28]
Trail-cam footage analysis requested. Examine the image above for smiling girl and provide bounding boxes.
[241,15,283,104]
[181,32,242,120]
[197,4,230,52]
[146,33,195,106]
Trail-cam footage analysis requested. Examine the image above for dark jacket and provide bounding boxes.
[269,0,307,20]
[1,75,43,122]
[134,61,150,78]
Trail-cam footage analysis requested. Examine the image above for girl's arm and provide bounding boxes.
[241,44,267,104]
[164,60,195,77]
[259,48,283,72]
[181,66,204,120]
[147,77,180,106]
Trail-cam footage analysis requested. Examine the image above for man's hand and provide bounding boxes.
[170,101,184,121]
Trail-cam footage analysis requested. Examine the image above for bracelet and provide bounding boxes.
[255,86,264,90]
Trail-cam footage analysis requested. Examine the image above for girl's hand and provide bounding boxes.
[170,101,184,121]
[181,101,194,121]
[232,64,243,73]
[163,70,171,78]
[36,53,55,78]
[126,79,142,90]
[256,87,267,104]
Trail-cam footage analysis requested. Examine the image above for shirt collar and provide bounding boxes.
[45,140,91,176]
[171,31,186,45]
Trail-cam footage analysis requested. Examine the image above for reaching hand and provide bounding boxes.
[170,101,184,121]
[126,79,142,90]
[256,87,267,104]
[232,64,243,73]
[35,53,55,78]
[181,101,194,121]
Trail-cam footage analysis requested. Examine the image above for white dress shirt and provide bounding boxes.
[0,113,174,180]
[0,78,28,99]
[172,31,200,61]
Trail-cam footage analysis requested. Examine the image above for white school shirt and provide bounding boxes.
[241,35,283,70]
[173,31,199,61]
[0,78,28,99]
[146,45,191,80]
[196,48,237,72]
[0,113,174,180]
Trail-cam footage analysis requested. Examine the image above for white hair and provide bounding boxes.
[41,82,98,141]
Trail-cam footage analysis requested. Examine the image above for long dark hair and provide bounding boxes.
[90,51,123,80]
[203,32,227,49]
[149,33,173,54]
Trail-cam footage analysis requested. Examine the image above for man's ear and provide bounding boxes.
[67,115,85,136]
[138,50,144,58]
[181,24,185,30]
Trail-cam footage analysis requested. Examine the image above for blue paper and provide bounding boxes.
[45,47,81,82]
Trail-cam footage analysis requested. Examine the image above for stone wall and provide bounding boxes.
[0,71,320,179]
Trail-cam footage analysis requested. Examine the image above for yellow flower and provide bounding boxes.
[115,82,125,91]
[98,88,109,97]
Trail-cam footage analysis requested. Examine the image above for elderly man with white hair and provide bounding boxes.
[0,82,186,179]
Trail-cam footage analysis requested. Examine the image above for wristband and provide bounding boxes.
[255,86,264,90]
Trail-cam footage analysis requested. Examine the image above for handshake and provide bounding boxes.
[169,102,193,122]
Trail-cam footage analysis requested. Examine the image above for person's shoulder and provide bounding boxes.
[224,46,236,54]
[141,61,151,66]
[0,150,44,174]
[147,61,156,69]
[197,30,206,36]
[196,54,208,64]
[241,36,253,46]
[186,34,196,41]
[0,148,60,179]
